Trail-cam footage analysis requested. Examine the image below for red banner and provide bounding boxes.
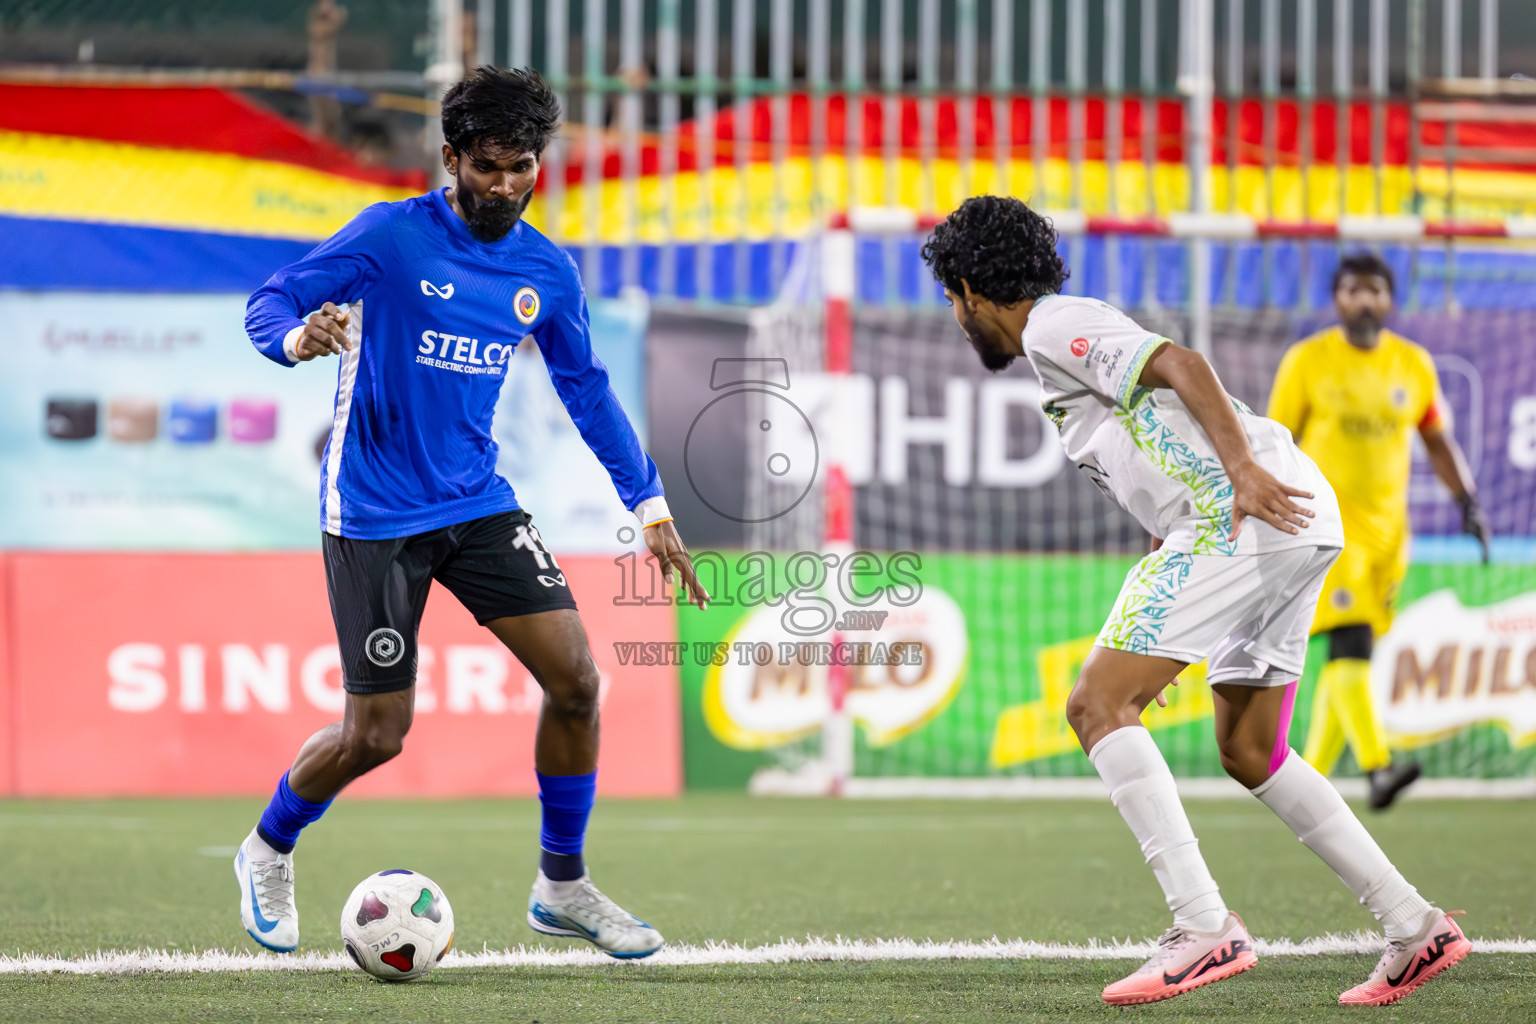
[0,553,13,796]
[0,85,425,189]
[5,553,679,798]
[570,94,1536,182]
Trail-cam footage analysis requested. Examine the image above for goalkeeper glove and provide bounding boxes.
[1459,492,1491,564]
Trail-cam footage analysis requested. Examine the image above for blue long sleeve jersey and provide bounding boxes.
[246,188,664,539]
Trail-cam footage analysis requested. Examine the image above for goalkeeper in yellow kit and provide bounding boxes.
[1268,253,1489,810]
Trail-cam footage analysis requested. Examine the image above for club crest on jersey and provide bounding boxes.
[365,627,406,667]
[420,280,454,300]
[1070,337,1090,357]
[514,286,541,324]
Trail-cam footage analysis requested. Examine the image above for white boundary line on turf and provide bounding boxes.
[3,935,1532,975]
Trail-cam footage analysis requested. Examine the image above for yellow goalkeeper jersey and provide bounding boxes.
[1267,326,1447,553]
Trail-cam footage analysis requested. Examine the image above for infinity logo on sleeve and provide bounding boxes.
[420,280,455,299]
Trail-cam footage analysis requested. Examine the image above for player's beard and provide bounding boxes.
[960,311,1016,372]
[460,187,533,243]
[1342,309,1382,345]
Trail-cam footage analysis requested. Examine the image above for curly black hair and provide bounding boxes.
[441,66,561,158]
[920,195,1069,305]
[1332,251,1395,297]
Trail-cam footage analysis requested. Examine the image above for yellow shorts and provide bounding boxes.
[1309,526,1408,637]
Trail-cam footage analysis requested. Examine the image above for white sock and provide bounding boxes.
[246,827,286,861]
[536,870,586,902]
[1089,726,1230,934]
[1252,749,1435,942]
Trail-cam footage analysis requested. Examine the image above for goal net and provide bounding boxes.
[702,226,1536,795]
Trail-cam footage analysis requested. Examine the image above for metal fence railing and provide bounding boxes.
[449,1,1532,318]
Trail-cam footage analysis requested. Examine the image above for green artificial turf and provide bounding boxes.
[0,795,1530,1022]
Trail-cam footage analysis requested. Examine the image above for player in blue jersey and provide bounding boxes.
[235,67,708,959]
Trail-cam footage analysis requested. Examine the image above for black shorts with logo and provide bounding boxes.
[323,509,577,694]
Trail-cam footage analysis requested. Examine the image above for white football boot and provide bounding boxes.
[527,871,664,959]
[1101,912,1257,1005]
[233,829,299,952]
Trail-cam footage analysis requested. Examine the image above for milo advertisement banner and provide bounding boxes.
[675,551,1536,787]
[1372,565,1536,764]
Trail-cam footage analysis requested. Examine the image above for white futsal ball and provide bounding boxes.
[339,869,455,981]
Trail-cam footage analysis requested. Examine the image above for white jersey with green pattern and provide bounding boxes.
[1021,295,1343,556]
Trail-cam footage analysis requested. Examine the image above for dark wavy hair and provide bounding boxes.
[920,195,1069,305]
[1332,251,1395,297]
[441,66,561,157]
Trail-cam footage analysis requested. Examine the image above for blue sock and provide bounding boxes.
[538,771,596,881]
[255,773,333,854]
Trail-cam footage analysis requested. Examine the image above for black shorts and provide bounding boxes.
[323,509,577,694]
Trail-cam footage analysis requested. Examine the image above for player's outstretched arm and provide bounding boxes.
[1421,424,1490,563]
[1139,343,1315,540]
[644,519,710,610]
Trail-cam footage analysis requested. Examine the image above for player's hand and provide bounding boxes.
[1229,460,1314,540]
[1460,493,1491,564]
[644,520,710,610]
[1154,676,1180,709]
[294,302,353,360]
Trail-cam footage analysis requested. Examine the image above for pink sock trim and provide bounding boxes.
[1269,681,1298,777]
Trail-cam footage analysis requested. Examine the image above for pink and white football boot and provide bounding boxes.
[1101,912,1258,1006]
[1338,910,1471,1006]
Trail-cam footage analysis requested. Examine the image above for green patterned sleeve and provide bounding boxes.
[1115,336,1171,409]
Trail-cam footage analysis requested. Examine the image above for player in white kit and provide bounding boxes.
[921,196,1469,1007]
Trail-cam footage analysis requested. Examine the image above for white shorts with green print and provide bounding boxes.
[1096,544,1341,686]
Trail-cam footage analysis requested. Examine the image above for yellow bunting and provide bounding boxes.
[0,130,415,239]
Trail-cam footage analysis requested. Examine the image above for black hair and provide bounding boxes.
[920,195,1069,306]
[1332,251,1395,297]
[441,66,561,158]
